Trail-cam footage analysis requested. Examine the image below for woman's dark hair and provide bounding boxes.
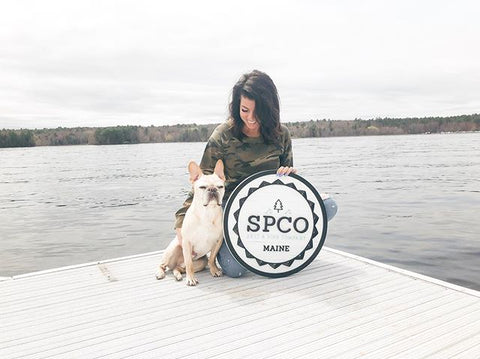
[229,70,282,143]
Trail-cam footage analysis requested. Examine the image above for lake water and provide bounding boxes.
[1,133,479,290]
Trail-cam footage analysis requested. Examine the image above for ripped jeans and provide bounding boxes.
[216,196,338,278]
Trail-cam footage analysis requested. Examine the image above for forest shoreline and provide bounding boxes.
[1,113,479,148]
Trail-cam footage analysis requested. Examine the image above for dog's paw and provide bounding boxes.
[155,270,166,280]
[210,268,223,277]
[186,277,199,286]
[173,272,183,281]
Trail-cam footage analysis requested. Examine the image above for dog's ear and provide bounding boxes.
[188,161,203,183]
[213,159,225,181]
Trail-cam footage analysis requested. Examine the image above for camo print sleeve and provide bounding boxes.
[174,122,293,229]
[280,126,293,167]
[173,193,192,229]
[199,125,225,175]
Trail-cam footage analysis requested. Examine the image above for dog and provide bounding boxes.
[156,159,225,286]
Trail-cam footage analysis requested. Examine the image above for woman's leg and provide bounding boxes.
[216,240,248,278]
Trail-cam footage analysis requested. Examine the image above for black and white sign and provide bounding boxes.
[223,170,327,278]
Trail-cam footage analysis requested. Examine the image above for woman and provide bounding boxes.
[174,70,337,277]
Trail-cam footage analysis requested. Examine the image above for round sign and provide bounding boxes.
[223,170,328,278]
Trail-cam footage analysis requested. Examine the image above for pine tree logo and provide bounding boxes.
[274,199,283,213]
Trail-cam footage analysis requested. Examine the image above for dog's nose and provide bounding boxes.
[207,187,217,193]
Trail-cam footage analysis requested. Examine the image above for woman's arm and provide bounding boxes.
[174,193,193,230]
[277,126,296,175]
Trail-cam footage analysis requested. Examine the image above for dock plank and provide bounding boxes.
[1,247,479,359]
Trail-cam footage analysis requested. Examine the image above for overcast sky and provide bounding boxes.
[1,0,479,129]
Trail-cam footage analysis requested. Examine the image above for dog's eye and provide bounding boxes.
[199,186,207,190]
[217,186,224,189]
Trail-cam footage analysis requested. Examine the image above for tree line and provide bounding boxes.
[1,114,479,148]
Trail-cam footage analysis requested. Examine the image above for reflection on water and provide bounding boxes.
[1,133,479,290]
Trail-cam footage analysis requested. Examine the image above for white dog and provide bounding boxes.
[156,160,225,286]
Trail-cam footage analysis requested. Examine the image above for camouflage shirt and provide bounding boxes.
[174,121,293,228]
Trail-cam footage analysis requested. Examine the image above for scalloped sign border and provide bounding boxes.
[223,170,328,278]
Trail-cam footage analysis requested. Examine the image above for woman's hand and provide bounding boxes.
[277,166,297,176]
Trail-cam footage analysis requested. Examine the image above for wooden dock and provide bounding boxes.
[1,247,479,358]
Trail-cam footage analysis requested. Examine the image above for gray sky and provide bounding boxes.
[1,0,479,129]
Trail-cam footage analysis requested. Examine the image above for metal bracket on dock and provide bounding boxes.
[97,263,118,282]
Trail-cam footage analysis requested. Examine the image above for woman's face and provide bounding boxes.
[239,95,260,136]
